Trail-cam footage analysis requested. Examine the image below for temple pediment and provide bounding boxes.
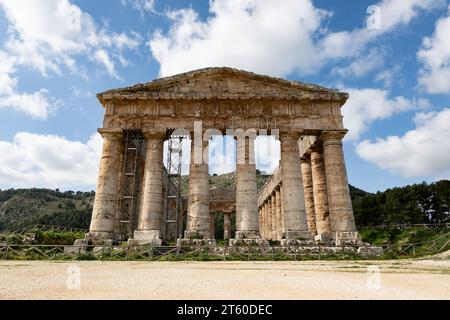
[97,67,348,104]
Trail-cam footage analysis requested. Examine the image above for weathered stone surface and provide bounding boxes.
[275,188,282,240]
[133,133,164,245]
[310,146,331,238]
[301,156,317,236]
[85,67,360,249]
[185,139,211,240]
[321,131,357,237]
[89,130,124,241]
[279,132,311,240]
[98,67,348,104]
[235,136,260,240]
[98,68,346,135]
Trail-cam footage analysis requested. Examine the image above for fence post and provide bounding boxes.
[3,245,8,260]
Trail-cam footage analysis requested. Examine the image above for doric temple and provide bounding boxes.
[86,67,361,246]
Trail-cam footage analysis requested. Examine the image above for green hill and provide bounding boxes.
[0,189,94,232]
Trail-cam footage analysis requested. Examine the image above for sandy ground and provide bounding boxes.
[1,258,450,300]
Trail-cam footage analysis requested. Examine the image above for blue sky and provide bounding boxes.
[0,0,450,193]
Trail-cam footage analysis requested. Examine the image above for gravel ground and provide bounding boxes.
[1,259,449,300]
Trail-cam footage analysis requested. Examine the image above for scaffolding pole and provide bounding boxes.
[163,133,186,242]
[117,129,145,241]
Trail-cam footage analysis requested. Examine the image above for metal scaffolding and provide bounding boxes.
[117,129,146,240]
[163,133,186,242]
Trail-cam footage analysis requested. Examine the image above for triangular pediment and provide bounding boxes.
[98,67,348,103]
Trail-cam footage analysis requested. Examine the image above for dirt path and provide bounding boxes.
[1,259,449,299]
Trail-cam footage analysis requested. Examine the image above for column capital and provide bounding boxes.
[97,128,123,140]
[321,130,348,145]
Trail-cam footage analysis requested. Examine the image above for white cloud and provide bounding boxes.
[149,0,443,77]
[375,65,402,87]
[0,0,142,119]
[0,0,141,77]
[0,132,102,190]
[332,49,385,78]
[374,0,442,32]
[418,5,450,94]
[0,89,55,120]
[93,49,121,80]
[319,0,443,61]
[121,0,157,16]
[356,108,450,178]
[0,51,56,119]
[342,88,430,141]
[148,0,329,77]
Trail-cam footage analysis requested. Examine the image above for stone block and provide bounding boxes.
[229,239,269,246]
[333,231,362,246]
[283,230,313,240]
[177,238,217,246]
[280,239,315,246]
[357,246,384,257]
[132,230,163,245]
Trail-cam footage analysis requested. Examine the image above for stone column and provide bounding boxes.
[300,155,317,236]
[280,186,284,234]
[271,194,278,240]
[185,138,211,239]
[235,136,260,239]
[267,198,273,240]
[264,202,269,239]
[322,131,359,244]
[258,207,263,238]
[260,203,265,239]
[209,214,215,239]
[275,187,282,240]
[224,212,231,240]
[310,145,332,241]
[133,132,165,245]
[279,132,311,240]
[89,129,124,243]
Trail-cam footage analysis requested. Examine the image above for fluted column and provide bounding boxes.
[258,207,263,238]
[280,186,284,234]
[322,131,358,242]
[133,132,165,244]
[310,145,332,240]
[300,155,317,236]
[279,132,311,240]
[267,198,273,240]
[275,187,282,240]
[259,203,266,239]
[89,130,124,242]
[185,138,211,239]
[224,212,231,240]
[271,194,278,240]
[235,136,260,239]
[264,202,269,239]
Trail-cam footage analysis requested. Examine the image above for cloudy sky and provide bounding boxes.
[0,0,449,192]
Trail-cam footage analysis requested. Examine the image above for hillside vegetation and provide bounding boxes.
[0,189,94,232]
